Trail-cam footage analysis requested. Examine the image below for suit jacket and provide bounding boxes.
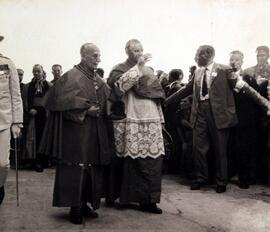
[166,63,238,130]
[0,54,23,131]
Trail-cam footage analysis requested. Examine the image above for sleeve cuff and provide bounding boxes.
[12,123,23,128]
[134,64,143,77]
[234,80,246,92]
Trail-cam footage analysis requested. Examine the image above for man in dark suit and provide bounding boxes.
[165,45,245,193]
[228,51,263,189]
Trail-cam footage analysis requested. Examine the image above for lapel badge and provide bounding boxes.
[212,71,217,77]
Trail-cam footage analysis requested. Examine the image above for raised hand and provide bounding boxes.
[256,76,268,85]
[137,53,152,66]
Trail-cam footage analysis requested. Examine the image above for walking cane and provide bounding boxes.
[14,137,19,207]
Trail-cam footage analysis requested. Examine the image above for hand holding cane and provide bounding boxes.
[11,124,22,207]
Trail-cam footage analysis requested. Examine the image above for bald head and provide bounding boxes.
[80,43,101,69]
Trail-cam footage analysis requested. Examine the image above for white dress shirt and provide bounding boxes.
[200,62,214,100]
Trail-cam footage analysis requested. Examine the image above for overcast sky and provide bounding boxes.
[1,0,270,82]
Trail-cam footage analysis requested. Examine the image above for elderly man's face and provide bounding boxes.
[257,50,269,65]
[127,42,143,62]
[33,66,43,80]
[52,66,62,79]
[195,47,213,67]
[83,46,101,69]
[229,54,243,71]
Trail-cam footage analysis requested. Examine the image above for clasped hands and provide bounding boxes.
[87,105,100,117]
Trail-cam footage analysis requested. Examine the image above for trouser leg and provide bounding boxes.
[204,102,229,186]
[193,102,210,183]
[0,128,11,187]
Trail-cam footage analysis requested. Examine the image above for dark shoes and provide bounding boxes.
[105,199,115,207]
[34,163,43,173]
[248,179,256,185]
[216,185,226,193]
[69,207,83,224]
[82,205,99,218]
[191,182,227,193]
[139,203,162,214]
[69,205,98,224]
[0,186,5,205]
[239,182,249,189]
[190,182,202,190]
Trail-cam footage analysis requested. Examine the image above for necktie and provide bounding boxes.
[202,68,208,97]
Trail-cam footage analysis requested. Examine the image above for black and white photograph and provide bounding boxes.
[1,0,270,231]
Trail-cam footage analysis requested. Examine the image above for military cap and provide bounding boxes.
[256,46,269,55]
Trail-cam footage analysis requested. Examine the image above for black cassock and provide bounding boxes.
[40,63,114,209]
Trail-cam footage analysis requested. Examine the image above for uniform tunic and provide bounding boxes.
[0,54,23,186]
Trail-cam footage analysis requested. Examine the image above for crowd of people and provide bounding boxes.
[1,34,270,225]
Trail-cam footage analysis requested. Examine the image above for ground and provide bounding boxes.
[1,169,270,232]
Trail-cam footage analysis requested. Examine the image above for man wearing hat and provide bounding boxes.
[0,35,23,205]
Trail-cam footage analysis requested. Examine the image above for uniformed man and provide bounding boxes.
[245,46,270,80]
[0,35,23,205]
[244,46,270,184]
